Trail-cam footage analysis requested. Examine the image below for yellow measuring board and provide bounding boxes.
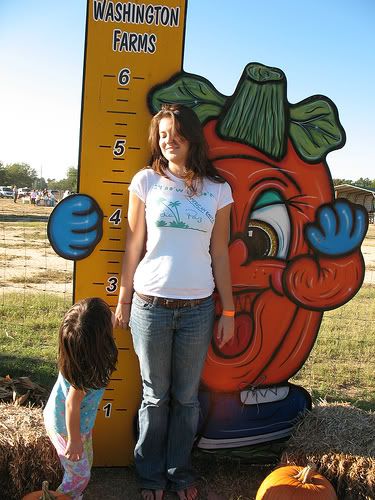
[75,0,187,466]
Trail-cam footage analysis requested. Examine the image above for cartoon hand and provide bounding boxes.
[305,200,367,256]
[47,194,103,260]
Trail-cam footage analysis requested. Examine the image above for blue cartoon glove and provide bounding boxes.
[305,200,367,256]
[47,194,103,260]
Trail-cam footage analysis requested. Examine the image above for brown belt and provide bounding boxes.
[136,292,211,309]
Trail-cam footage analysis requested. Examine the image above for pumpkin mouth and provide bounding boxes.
[213,289,258,358]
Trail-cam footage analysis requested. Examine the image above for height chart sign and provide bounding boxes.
[77,0,187,465]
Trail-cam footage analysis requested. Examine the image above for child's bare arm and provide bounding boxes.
[65,386,85,461]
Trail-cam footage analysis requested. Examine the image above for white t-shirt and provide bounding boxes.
[129,168,233,299]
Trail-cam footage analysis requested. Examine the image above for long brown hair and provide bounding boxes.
[58,297,117,391]
[148,103,224,195]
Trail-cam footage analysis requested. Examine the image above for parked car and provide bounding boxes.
[17,187,31,198]
[0,186,13,198]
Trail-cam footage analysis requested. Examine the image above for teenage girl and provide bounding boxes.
[44,297,118,499]
[115,104,235,500]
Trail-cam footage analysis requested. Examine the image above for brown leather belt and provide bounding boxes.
[136,292,210,309]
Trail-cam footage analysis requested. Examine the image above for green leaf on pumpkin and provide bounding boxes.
[149,73,226,124]
[289,97,345,163]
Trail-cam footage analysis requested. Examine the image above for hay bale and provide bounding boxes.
[0,403,62,499]
[280,401,375,499]
[0,375,48,406]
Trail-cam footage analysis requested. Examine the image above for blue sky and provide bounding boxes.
[0,0,374,181]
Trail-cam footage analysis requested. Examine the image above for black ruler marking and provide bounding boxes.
[101,249,125,253]
[103,180,130,185]
[108,110,136,115]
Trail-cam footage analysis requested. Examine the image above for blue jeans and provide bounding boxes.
[130,293,215,491]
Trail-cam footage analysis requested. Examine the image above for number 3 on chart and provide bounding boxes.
[106,277,118,293]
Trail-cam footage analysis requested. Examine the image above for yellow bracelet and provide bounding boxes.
[222,310,235,317]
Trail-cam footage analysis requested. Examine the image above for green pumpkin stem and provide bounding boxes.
[217,63,287,160]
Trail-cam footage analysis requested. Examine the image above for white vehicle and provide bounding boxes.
[17,187,31,198]
[0,186,13,198]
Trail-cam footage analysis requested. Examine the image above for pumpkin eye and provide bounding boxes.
[247,191,291,259]
[247,219,278,258]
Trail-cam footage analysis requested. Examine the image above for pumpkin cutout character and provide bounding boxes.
[147,62,368,450]
[48,62,367,454]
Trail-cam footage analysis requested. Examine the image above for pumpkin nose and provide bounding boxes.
[229,238,248,266]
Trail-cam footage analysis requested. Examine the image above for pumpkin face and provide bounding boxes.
[255,465,337,499]
[201,120,364,392]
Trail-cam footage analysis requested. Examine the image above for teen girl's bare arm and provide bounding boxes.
[65,386,85,461]
[210,204,235,348]
[114,192,146,329]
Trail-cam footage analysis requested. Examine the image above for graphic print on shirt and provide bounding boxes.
[150,177,218,233]
[155,197,213,232]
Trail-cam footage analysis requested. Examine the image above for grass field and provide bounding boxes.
[1,285,374,409]
[291,284,375,411]
[0,212,374,409]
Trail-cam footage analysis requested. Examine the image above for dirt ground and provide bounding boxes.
[0,199,73,295]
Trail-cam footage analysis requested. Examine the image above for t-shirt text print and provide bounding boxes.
[129,169,233,299]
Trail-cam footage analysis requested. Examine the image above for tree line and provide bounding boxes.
[0,162,78,192]
[333,177,375,188]
[1,161,373,193]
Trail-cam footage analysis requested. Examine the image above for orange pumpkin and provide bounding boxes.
[22,481,70,500]
[256,465,337,499]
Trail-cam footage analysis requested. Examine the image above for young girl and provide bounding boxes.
[44,297,118,499]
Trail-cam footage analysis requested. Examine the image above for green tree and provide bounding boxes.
[46,167,77,192]
[66,167,78,192]
[0,162,6,184]
[354,177,374,188]
[332,178,353,186]
[36,177,48,189]
[3,162,38,187]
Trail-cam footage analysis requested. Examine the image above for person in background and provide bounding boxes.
[12,185,18,203]
[115,104,235,500]
[30,189,37,204]
[44,297,118,500]
[49,191,56,207]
